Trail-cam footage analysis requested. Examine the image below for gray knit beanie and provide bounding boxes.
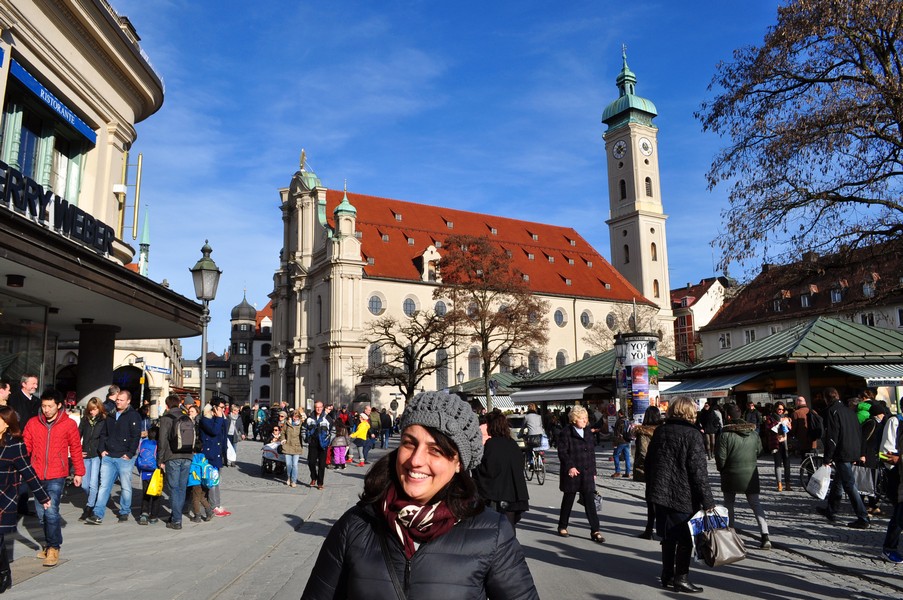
[398,391,483,471]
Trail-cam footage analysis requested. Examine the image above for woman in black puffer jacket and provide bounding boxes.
[646,396,715,594]
[302,392,538,600]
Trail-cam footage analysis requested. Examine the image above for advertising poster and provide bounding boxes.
[615,334,659,423]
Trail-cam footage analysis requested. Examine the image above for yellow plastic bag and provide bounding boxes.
[147,468,164,496]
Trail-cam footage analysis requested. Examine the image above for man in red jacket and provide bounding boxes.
[23,389,85,567]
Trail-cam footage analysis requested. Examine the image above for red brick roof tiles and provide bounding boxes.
[324,190,652,305]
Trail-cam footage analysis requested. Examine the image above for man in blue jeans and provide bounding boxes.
[157,394,193,530]
[22,389,85,567]
[816,387,870,528]
[86,390,142,525]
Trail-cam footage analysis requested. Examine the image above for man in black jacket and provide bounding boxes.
[86,390,142,524]
[9,374,40,426]
[817,387,870,528]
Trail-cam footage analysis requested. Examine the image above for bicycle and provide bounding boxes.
[524,446,545,485]
[799,451,825,490]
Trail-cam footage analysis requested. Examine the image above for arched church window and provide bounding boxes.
[619,180,627,200]
[468,348,481,380]
[623,245,630,264]
[645,177,653,197]
[651,242,657,262]
[556,351,568,369]
[261,343,271,357]
[653,279,660,298]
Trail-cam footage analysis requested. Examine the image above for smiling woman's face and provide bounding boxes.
[396,425,460,504]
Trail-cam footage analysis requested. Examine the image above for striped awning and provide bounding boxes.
[831,364,903,386]
[474,395,515,410]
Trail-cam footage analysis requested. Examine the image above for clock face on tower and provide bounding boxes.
[612,140,627,159]
[638,137,654,156]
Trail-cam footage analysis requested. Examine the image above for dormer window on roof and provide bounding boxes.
[490,226,498,235]
[381,233,389,242]
[527,253,534,260]
[407,237,415,245]
[531,232,539,241]
[586,259,593,268]
[505,250,513,258]
[522,274,530,282]
[367,257,375,265]
[394,212,402,221]
[354,231,362,239]
[445,219,454,229]
[548,256,554,263]
[565,278,572,286]
[567,237,576,246]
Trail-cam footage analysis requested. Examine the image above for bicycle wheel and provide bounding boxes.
[535,453,545,485]
[524,452,534,481]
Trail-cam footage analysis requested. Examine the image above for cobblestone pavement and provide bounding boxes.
[582,444,903,597]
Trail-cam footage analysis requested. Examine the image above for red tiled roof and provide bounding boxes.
[256,300,272,332]
[124,263,139,273]
[324,190,651,305]
[704,246,903,329]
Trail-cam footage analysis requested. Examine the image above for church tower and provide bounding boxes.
[603,50,673,330]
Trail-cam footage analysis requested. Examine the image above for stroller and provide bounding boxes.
[261,442,285,477]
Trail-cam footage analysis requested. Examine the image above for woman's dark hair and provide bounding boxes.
[485,411,510,438]
[361,427,483,520]
[642,405,663,426]
[0,406,22,446]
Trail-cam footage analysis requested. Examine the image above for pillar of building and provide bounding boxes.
[74,324,121,404]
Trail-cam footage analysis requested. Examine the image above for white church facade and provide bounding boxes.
[269,55,675,413]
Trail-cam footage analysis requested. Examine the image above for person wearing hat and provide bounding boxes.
[301,391,538,599]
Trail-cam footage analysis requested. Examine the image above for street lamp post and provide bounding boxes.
[456,368,465,393]
[277,353,287,406]
[190,240,222,407]
[248,368,255,404]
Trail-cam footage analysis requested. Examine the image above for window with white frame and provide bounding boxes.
[719,333,731,349]
[860,312,875,326]
[800,293,811,308]
[830,288,843,303]
[744,329,756,344]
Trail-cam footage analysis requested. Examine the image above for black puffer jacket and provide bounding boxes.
[646,418,714,514]
[302,501,538,600]
[78,415,105,458]
[823,400,862,464]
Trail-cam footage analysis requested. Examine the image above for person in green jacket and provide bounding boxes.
[716,402,771,549]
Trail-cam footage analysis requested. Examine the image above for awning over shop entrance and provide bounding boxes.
[511,385,590,404]
[831,364,903,387]
[474,395,515,410]
[662,371,764,397]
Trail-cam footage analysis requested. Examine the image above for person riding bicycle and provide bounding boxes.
[520,404,545,463]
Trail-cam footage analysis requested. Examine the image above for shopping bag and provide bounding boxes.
[536,435,550,451]
[852,465,876,496]
[576,491,603,511]
[700,522,747,567]
[226,440,237,463]
[806,465,832,500]
[147,468,164,496]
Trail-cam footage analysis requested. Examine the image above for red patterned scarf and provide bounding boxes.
[383,484,457,559]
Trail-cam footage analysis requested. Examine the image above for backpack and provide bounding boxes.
[201,463,220,487]
[168,413,196,454]
[807,410,825,441]
[136,439,157,472]
[623,421,634,443]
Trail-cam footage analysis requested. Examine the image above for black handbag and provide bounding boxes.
[700,517,746,568]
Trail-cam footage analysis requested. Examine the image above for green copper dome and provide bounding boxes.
[602,50,657,126]
[334,184,357,216]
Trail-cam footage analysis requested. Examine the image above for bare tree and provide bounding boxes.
[434,235,549,411]
[357,310,460,402]
[697,0,903,274]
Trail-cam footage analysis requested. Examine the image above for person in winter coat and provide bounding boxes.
[695,401,718,460]
[305,402,331,489]
[634,405,663,539]
[301,391,538,600]
[716,403,771,549]
[646,396,715,594]
[187,452,214,522]
[350,413,375,466]
[556,405,605,543]
[860,403,887,515]
[77,397,106,521]
[225,404,245,466]
[135,427,161,526]
[611,410,632,478]
[475,411,530,533]
[0,406,50,590]
[282,411,305,487]
[764,401,793,491]
[22,389,85,567]
[816,387,870,528]
[200,398,230,517]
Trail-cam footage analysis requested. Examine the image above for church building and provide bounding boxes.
[269,54,674,412]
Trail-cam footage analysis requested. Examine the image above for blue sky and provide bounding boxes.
[111,0,781,358]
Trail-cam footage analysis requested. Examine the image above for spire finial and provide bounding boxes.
[300,148,306,170]
[344,178,347,193]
